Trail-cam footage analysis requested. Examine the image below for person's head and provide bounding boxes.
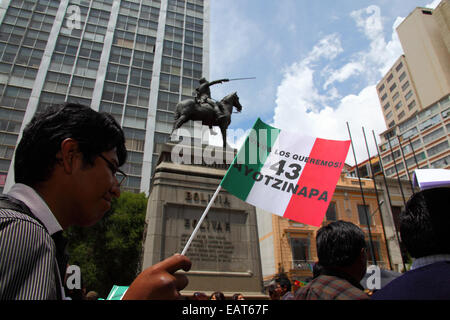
[232,293,244,300]
[312,262,323,278]
[400,187,450,258]
[210,291,225,300]
[199,77,207,84]
[14,102,127,227]
[275,277,291,296]
[85,291,99,300]
[193,292,208,300]
[316,220,367,281]
[267,284,280,300]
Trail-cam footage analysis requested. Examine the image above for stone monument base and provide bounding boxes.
[141,143,266,299]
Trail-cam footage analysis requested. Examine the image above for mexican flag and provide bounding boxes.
[220,118,350,226]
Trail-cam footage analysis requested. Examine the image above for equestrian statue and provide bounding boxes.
[171,77,244,148]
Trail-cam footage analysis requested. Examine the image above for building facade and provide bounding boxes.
[376,2,450,180]
[257,170,410,285]
[0,0,209,194]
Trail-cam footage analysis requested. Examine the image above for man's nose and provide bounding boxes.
[111,179,121,198]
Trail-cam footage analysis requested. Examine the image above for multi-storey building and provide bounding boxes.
[0,0,209,194]
[257,170,409,284]
[377,2,450,181]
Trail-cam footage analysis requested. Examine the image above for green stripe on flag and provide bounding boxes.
[221,118,281,201]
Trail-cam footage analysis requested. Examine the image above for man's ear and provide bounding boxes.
[59,138,80,173]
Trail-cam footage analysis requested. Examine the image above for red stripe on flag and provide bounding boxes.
[283,138,350,226]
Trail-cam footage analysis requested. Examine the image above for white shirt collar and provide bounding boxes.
[411,254,450,270]
[7,183,62,235]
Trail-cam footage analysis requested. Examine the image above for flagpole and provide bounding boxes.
[362,127,392,270]
[181,185,222,256]
[372,130,407,271]
[346,122,377,265]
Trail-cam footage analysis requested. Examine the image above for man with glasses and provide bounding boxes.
[0,102,191,300]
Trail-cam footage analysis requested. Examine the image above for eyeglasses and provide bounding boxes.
[99,154,127,187]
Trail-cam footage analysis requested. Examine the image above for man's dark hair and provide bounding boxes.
[400,187,450,258]
[277,277,291,292]
[14,102,127,186]
[316,220,366,267]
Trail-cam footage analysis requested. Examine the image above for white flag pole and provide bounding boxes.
[181,185,222,256]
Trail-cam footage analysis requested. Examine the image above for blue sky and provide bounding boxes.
[207,0,442,165]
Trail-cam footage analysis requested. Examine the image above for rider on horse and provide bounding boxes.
[195,77,229,120]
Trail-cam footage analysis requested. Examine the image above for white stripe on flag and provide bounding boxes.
[246,130,316,216]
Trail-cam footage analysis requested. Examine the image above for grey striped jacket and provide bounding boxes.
[0,209,59,299]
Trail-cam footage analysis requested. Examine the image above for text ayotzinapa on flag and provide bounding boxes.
[220,118,351,226]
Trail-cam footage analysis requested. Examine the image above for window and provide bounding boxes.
[123,127,145,152]
[74,58,99,78]
[389,83,397,92]
[431,155,450,168]
[427,141,449,157]
[15,47,44,68]
[408,100,416,111]
[290,237,310,262]
[43,72,70,94]
[79,40,103,60]
[102,82,126,103]
[381,93,387,101]
[69,76,95,98]
[419,114,440,131]
[106,63,130,83]
[383,102,390,111]
[358,204,372,226]
[49,53,75,73]
[132,50,154,70]
[396,62,403,72]
[398,111,405,120]
[423,127,444,144]
[387,74,393,82]
[163,40,182,58]
[401,81,410,91]
[126,86,150,107]
[399,115,418,133]
[395,101,403,110]
[392,92,399,101]
[378,84,385,92]
[401,126,418,140]
[366,240,381,264]
[110,46,133,65]
[129,68,151,87]
[399,71,407,82]
[0,86,31,110]
[117,14,137,32]
[386,111,393,119]
[326,202,337,221]
[99,102,123,123]
[418,104,439,120]
[405,91,413,101]
[9,65,37,88]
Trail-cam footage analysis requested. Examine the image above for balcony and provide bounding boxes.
[292,260,315,272]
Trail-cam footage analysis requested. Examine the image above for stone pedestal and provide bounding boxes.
[141,143,265,298]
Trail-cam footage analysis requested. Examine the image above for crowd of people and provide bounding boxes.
[0,102,448,301]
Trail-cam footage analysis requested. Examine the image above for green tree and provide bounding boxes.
[65,191,147,298]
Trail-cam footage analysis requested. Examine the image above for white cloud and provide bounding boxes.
[425,0,441,9]
[323,62,364,89]
[272,5,409,165]
[305,33,343,64]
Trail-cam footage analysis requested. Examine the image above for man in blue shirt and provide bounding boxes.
[372,187,450,300]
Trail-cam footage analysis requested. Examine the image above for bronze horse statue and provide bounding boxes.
[171,92,242,147]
